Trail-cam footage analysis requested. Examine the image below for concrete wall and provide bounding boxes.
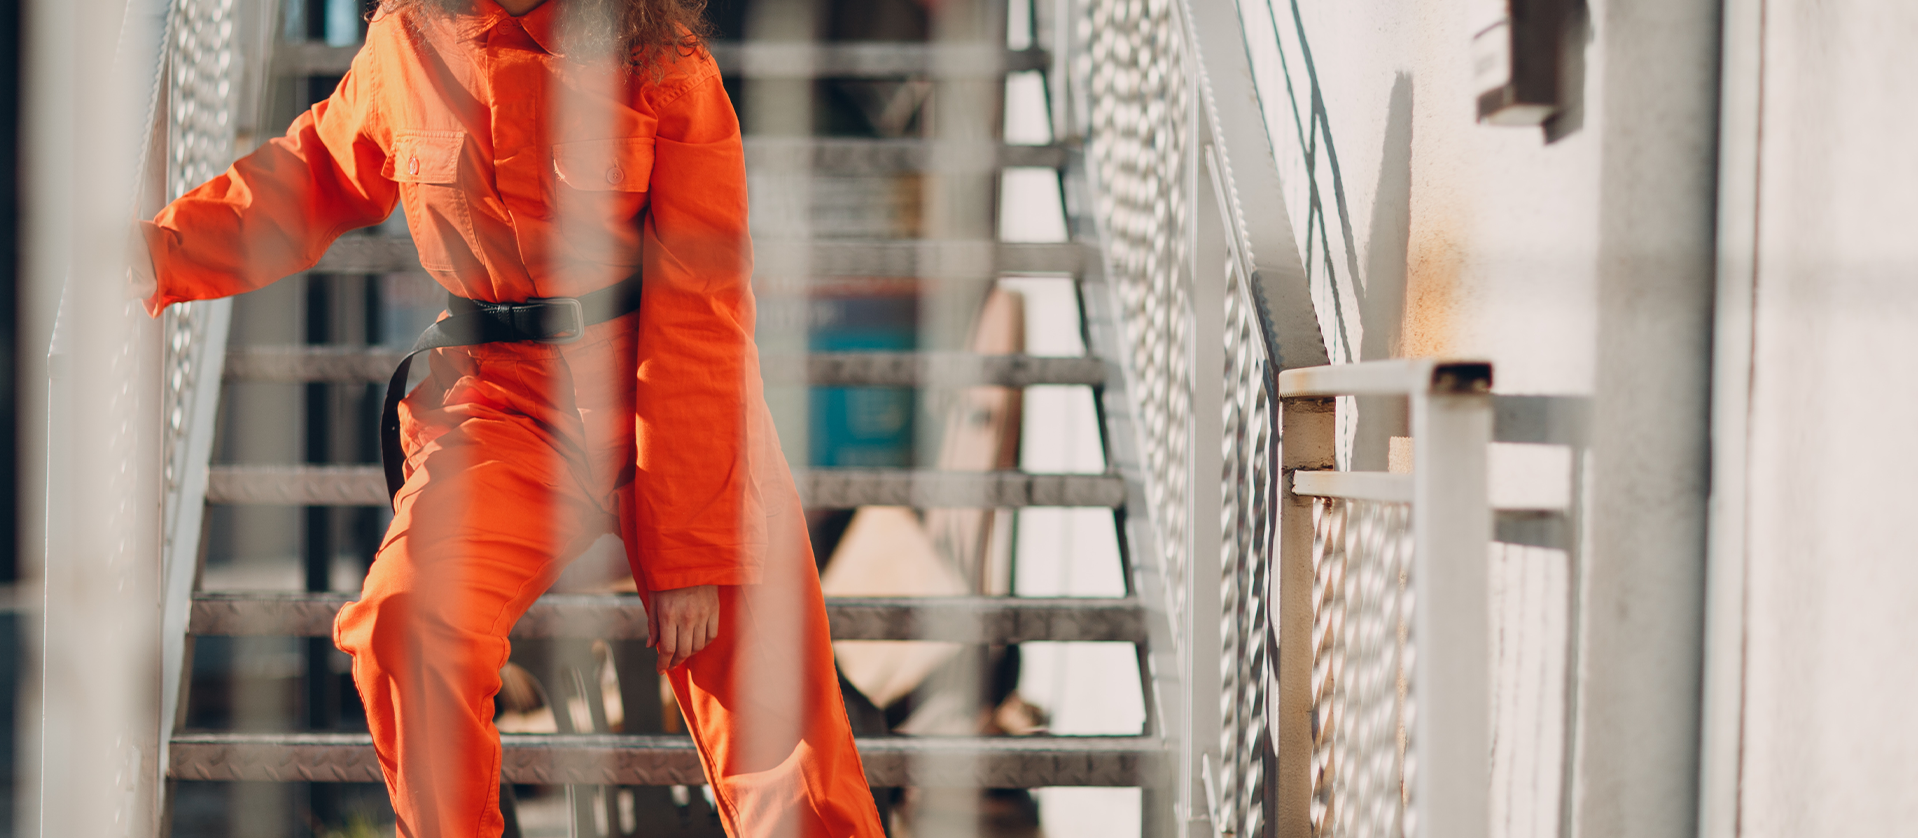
[1707,2,1918,835]
[1230,0,1719,835]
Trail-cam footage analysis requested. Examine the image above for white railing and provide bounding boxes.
[1276,360,1493,838]
[1070,0,1329,835]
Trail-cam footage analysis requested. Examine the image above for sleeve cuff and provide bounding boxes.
[640,559,764,592]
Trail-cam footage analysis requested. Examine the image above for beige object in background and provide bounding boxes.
[926,286,1026,594]
[822,506,970,708]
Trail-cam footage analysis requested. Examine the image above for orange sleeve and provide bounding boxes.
[629,65,766,591]
[141,46,395,316]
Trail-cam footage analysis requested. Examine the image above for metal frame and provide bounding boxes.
[227,347,1108,387]
[311,235,1091,278]
[200,464,1128,507]
[1064,0,1341,834]
[187,591,1148,644]
[170,731,1160,787]
[1274,359,1493,838]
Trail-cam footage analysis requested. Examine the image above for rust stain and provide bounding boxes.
[1400,220,1463,358]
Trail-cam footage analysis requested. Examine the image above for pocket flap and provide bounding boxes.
[554,137,655,192]
[393,131,466,185]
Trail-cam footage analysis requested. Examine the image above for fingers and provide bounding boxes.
[671,630,694,670]
[674,612,716,670]
[654,618,678,673]
[651,586,721,672]
[646,595,660,650]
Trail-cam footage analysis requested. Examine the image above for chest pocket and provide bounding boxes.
[390,130,472,271]
[552,138,655,266]
[394,131,466,185]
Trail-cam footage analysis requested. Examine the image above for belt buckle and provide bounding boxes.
[528,297,585,344]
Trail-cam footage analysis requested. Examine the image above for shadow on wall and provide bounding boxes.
[1351,73,1414,472]
[1544,0,1591,145]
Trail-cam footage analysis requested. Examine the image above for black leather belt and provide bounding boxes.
[379,270,645,506]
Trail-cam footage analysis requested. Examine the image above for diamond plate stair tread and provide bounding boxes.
[189,592,1145,643]
[226,347,1105,387]
[798,469,1123,507]
[708,42,1050,78]
[206,466,1124,508]
[277,42,1050,79]
[783,351,1106,387]
[169,732,1158,786]
[746,138,1067,173]
[223,346,407,382]
[312,236,1090,277]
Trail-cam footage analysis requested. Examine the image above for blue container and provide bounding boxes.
[808,284,917,468]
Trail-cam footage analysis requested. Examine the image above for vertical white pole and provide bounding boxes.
[1410,368,1492,838]
[28,0,169,827]
[1188,140,1227,838]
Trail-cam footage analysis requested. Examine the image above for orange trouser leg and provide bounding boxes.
[335,373,606,838]
[336,338,883,838]
[639,503,886,838]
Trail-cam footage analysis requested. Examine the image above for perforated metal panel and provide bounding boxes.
[1080,0,1194,661]
[1309,499,1413,838]
[1219,262,1277,838]
[159,0,238,507]
[157,0,241,786]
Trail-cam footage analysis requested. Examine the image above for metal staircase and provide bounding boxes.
[153,0,1181,835]
[35,0,1604,832]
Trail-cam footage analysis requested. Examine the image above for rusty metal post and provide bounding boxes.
[1273,396,1332,838]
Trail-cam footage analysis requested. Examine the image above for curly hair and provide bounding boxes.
[376,0,710,74]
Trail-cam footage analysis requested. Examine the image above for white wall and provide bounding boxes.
[1712,2,1918,834]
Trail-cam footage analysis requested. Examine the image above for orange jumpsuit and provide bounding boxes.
[141,3,883,836]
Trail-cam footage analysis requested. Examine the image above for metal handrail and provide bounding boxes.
[1275,359,1494,838]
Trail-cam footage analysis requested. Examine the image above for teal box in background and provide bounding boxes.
[808,283,918,468]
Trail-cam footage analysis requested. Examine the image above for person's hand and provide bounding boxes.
[127,223,157,302]
[648,585,719,672]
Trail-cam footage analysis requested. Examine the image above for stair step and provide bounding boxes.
[797,469,1123,508]
[169,731,1156,787]
[190,592,1146,643]
[312,236,1092,278]
[709,42,1050,79]
[225,347,1106,387]
[755,240,1091,279]
[205,465,1124,508]
[206,464,384,506]
[746,138,1068,173]
[775,351,1107,387]
[275,42,1050,80]
[223,346,405,383]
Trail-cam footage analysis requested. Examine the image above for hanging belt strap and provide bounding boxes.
[379,271,645,506]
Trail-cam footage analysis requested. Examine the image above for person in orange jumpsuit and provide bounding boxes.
[134,1,886,835]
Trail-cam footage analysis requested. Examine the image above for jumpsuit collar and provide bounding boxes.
[455,0,562,56]
[514,2,564,56]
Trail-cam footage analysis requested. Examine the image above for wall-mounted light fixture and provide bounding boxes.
[1472,0,1567,125]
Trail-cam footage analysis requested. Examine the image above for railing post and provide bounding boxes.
[1274,396,1333,838]
[1410,367,1493,838]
